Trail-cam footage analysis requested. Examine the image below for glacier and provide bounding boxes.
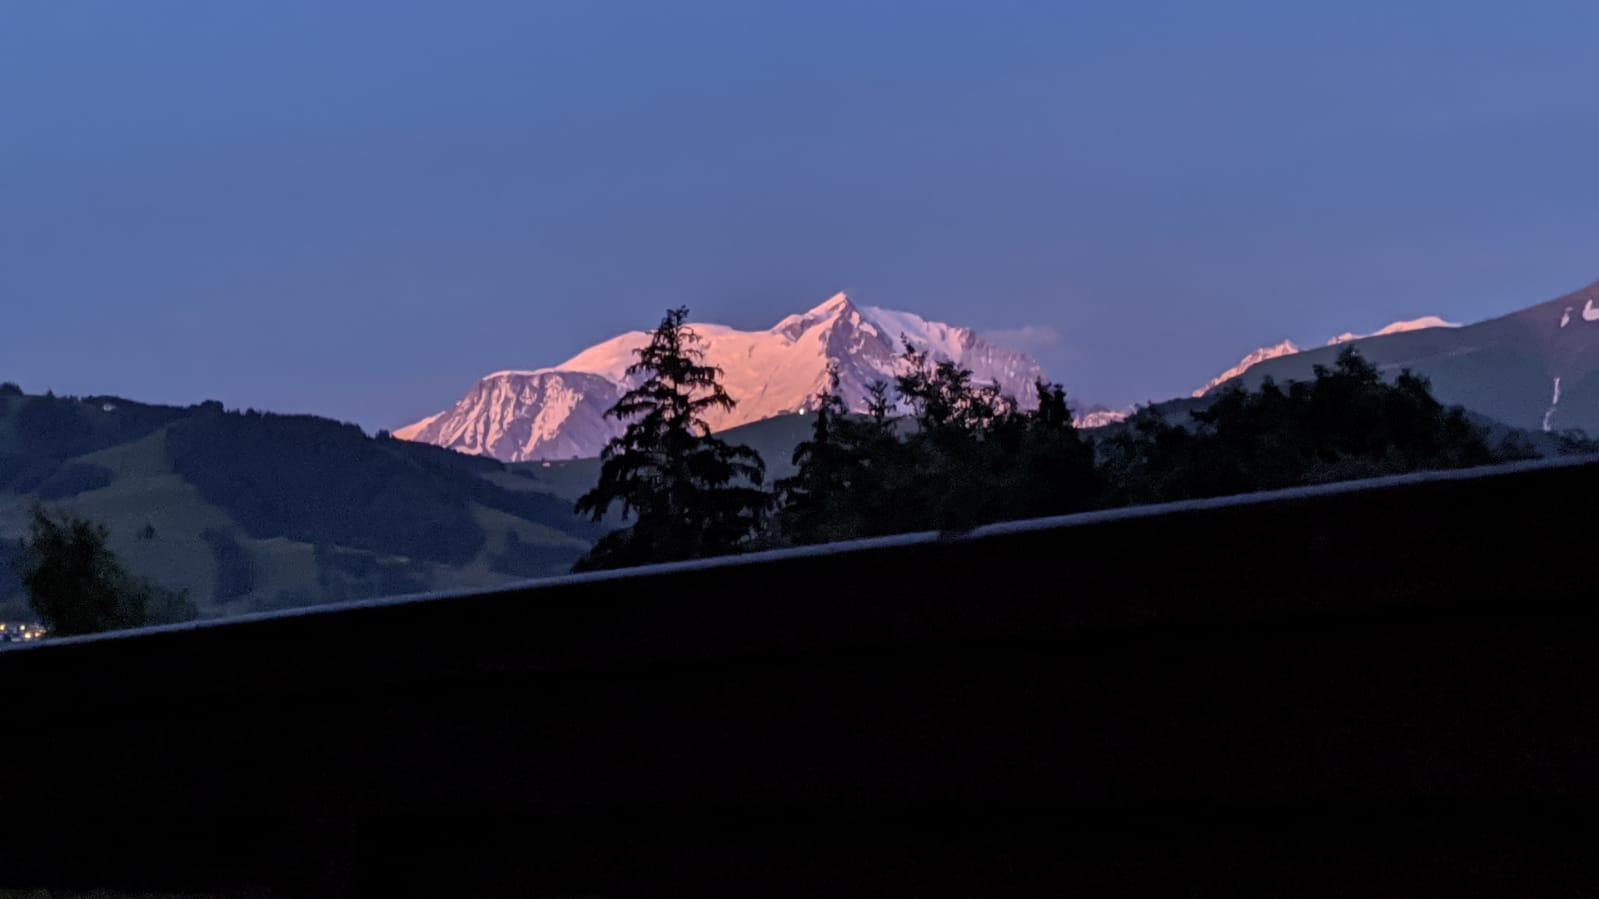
[397,293,1050,462]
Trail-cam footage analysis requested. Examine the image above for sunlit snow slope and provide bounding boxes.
[398,293,1047,462]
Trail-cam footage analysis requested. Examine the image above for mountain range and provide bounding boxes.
[1199,279,1599,436]
[396,294,1050,462]
[4,277,1594,620]
[1193,317,1461,398]
[401,282,1598,464]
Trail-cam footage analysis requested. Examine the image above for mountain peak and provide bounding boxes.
[805,291,854,317]
[400,293,1046,461]
[1193,340,1301,397]
[770,291,860,339]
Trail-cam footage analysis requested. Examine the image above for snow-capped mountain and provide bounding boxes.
[1194,317,1459,397]
[1073,406,1130,429]
[1192,340,1303,398]
[397,293,1048,462]
[1327,316,1460,346]
[396,371,627,463]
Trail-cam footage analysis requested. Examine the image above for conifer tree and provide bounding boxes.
[573,307,770,570]
[774,365,846,534]
[862,380,894,425]
[1097,346,1507,503]
[997,378,1102,518]
[775,365,864,545]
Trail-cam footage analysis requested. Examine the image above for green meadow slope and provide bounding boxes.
[0,389,600,620]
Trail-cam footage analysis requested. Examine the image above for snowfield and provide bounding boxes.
[398,293,1049,462]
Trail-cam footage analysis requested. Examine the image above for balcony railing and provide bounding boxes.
[2,454,1596,895]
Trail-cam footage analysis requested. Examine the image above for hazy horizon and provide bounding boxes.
[5,2,1598,429]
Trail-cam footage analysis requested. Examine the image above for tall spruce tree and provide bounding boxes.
[773,366,901,545]
[773,365,848,543]
[573,307,770,571]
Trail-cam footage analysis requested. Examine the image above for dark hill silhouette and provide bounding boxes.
[166,409,595,566]
[1213,278,1599,436]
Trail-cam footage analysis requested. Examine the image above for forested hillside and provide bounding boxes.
[558,307,1580,572]
[0,387,600,619]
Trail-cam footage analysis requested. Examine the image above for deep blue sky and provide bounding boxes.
[4,1,1597,428]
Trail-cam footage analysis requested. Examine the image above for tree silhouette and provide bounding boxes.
[894,344,1013,433]
[1098,347,1508,504]
[774,347,1099,545]
[19,505,197,636]
[573,307,770,571]
[580,325,1531,564]
[774,365,849,543]
[987,379,1102,521]
[774,366,903,545]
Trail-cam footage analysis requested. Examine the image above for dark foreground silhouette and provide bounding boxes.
[0,454,1596,896]
[574,306,1555,572]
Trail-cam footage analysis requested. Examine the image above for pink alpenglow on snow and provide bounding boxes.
[1192,340,1302,398]
[1194,316,1458,397]
[398,294,1049,462]
[1327,316,1461,345]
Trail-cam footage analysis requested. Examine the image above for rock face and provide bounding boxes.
[1198,279,1599,436]
[395,372,626,464]
[398,293,1048,462]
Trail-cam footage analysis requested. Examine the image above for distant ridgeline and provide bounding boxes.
[0,385,602,620]
[4,327,1591,615]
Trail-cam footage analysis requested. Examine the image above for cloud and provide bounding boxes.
[984,324,1063,350]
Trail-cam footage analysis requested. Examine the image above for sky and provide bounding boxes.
[3,1,1598,429]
